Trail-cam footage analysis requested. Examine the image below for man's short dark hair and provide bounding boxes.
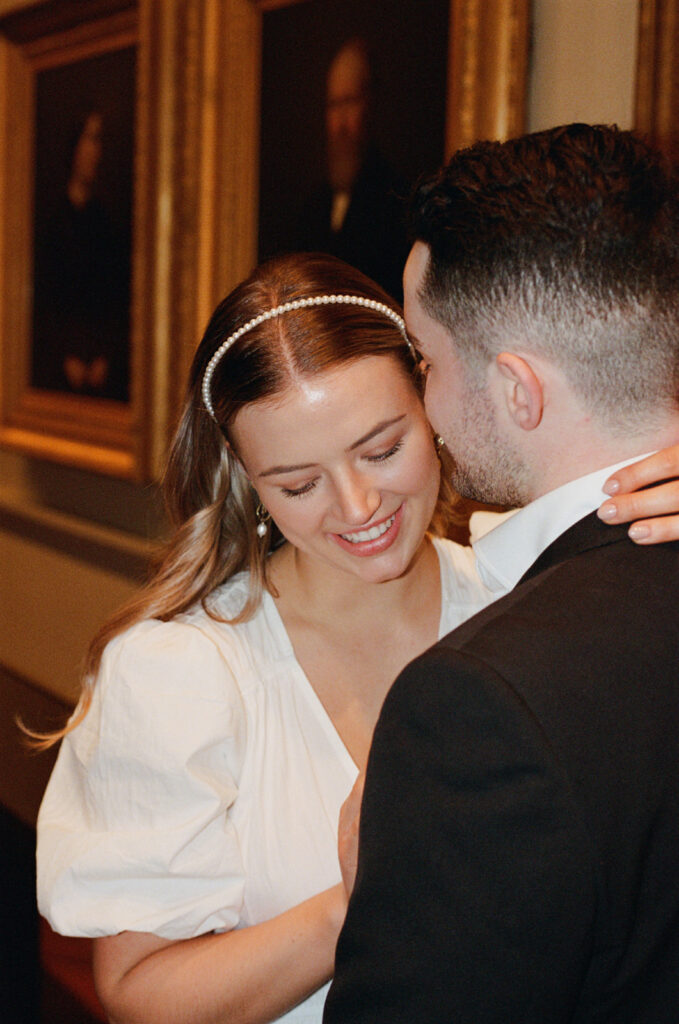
[409,123,679,432]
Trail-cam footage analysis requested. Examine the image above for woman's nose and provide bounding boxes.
[334,471,381,525]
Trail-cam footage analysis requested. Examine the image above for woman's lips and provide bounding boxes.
[330,504,403,557]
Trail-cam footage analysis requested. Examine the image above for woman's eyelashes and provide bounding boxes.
[366,439,404,463]
[279,438,406,498]
[281,479,319,498]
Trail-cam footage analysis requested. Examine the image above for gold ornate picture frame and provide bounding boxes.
[0,1,147,478]
[0,0,529,482]
[636,0,679,160]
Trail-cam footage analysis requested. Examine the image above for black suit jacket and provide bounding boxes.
[324,514,679,1023]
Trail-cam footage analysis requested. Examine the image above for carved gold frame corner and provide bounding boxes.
[635,0,679,160]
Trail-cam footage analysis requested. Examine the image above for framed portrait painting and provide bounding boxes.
[176,0,529,345]
[30,38,135,404]
[0,0,200,482]
[0,1,147,478]
[256,0,530,301]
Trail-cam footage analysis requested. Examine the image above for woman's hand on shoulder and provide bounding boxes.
[598,444,679,544]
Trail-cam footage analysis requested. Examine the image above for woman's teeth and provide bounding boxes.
[341,513,396,544]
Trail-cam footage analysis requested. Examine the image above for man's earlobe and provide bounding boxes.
[495,352,544,431]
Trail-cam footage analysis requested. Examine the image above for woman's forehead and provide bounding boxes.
[230,356,421,452]
[257,354,414,412]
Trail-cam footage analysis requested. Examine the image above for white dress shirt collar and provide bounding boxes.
[472,454,654,596]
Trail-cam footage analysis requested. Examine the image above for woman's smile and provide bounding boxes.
[230,355,441,586]
[332,504,403,556]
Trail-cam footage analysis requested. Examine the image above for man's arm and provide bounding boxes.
[324,646,595,1024]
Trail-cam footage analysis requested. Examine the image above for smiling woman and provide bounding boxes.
[230,356,441,585]
[34,251,679,1024]
[36,252,492,1024]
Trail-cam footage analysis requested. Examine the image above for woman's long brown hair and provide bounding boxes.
[29,253,455,748]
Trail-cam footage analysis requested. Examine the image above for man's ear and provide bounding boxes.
[495,352,543,431]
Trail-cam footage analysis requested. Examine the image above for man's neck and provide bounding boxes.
[528,419,679,501]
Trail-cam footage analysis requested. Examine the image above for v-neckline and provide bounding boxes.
[261,537,447,776]
[261,586,360,775]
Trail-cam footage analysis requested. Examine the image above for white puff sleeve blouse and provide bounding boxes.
[37,536,494,1021]
[37,616,250,938]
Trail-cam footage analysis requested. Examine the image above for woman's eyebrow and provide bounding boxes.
[348,415,406,450]
[259,459,316,478]
[258,415,407,478]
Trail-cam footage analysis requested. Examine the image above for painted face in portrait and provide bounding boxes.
[230,354,441,586]
[325,40,371,192]
[72,112,104,190]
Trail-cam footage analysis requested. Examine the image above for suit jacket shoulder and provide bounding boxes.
[325,514,679,1023]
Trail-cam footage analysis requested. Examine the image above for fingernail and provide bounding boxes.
[629,524,650,542]
[598,502,617,520]
[603,478,620,496]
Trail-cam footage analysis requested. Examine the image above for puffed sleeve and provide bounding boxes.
[37,618,248,939]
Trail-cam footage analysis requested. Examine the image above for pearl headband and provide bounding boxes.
[201,293,415,420]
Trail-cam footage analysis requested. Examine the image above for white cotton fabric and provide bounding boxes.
[37,535,493,1023]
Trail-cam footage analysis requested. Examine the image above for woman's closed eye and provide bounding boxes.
[279,439,404,497]
[281,478,319,498]
[366,439,404,463]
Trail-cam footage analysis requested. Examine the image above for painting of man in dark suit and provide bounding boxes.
[258,0,449,302]
[292,37,408,301]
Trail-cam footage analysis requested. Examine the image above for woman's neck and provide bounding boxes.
[269,535,443,770]
[269,535,439,630]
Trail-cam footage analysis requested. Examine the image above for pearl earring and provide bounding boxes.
[256,503,271,538]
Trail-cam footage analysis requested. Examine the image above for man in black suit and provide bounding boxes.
[324,124,679,1023]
